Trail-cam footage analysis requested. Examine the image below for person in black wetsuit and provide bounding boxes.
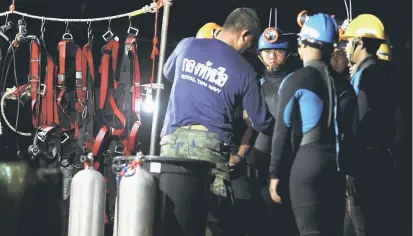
[342,14,398,236]
[331,39,363,236]
[269,13,347,236]
[245,26,300,236]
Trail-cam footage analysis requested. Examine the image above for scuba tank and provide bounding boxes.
[67,153,106,236]
[112,154,156,236]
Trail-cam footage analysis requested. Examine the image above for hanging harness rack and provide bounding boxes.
[0,0,172,136]
[0,0,171,21]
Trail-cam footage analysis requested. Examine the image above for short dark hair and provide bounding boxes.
[361,38,382,56]
[222,8,261,39]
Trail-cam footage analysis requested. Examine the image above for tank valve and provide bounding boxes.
[79,155,87,163]
[81,153,94,163]
[87,153,94,160]
[28,144,41,160]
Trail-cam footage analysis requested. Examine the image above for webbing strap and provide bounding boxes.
[29,40,40,127]
[75,48,84,113]
[81,42,96,145]
[56,40,75,131]
[99,39,119,109]
[43,56,55,126]
[74,47,83,140]
[127,36,142,119]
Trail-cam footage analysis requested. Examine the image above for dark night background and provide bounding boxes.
[0,0,411,234]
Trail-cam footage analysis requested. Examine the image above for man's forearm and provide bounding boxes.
[237,110,256,157]
[237,126,254,157]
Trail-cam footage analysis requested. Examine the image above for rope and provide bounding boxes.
[0,1,170,22]
[149,0,162,86]
[1,86,32,136]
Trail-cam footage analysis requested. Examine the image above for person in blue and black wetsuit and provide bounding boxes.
[245,26,300,236]
[269,13,348,236]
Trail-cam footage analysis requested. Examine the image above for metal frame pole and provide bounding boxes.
[149,1,171,155]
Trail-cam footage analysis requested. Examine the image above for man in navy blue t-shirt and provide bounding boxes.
[159,8,274,235]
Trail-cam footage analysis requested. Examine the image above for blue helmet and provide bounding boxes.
[257,27,289,51]
[298,13,338,44]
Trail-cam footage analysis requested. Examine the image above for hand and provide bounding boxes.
[228,154,242,168]
[269,178,282,204]
[346,175,356,196]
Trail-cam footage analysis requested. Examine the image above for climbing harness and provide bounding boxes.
[100,23,143,223]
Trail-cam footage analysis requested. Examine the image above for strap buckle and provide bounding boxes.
[62,33,73,40]
[36,131,47,142]
[61,133,70,144]
[85,88,89,101]
[82,105,87,119]
[102,31,114,42]
[127,27,139,36]
[77,99,87,119]
[39,84,46,96]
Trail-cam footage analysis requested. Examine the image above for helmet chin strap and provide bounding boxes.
[258,51,292,71]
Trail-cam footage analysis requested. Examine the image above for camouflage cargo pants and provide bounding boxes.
[159,125,233,199]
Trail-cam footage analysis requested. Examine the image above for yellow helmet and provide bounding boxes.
[377,43,392,61]
[342,14,386,40]
[196,22,222,39]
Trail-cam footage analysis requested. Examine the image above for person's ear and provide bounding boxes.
[240,30,251,42]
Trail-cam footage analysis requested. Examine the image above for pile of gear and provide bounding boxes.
[0,17,155,228]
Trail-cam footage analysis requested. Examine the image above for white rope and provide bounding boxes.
[1,86,32,136]
[343,0,350,21]
[0,0,172,22]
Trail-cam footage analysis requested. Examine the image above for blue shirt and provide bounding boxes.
[161,37,274,145]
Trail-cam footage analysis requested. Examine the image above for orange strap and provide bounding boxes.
[124,36,142,155]
[29,40,40,127]
[75,48,84,113]
[53,62,59,125]
[92,126,108,157]
[99,39,118,109]
[126,36,142,118]
[126,121,141,154]
[74,47,83,140]
[81,43,95,86]
[40,56,56,126]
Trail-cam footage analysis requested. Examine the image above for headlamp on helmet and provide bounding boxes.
[297,13,339,46]
[257,27,289,52]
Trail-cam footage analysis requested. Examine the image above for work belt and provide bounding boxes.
[180,125,209,131]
